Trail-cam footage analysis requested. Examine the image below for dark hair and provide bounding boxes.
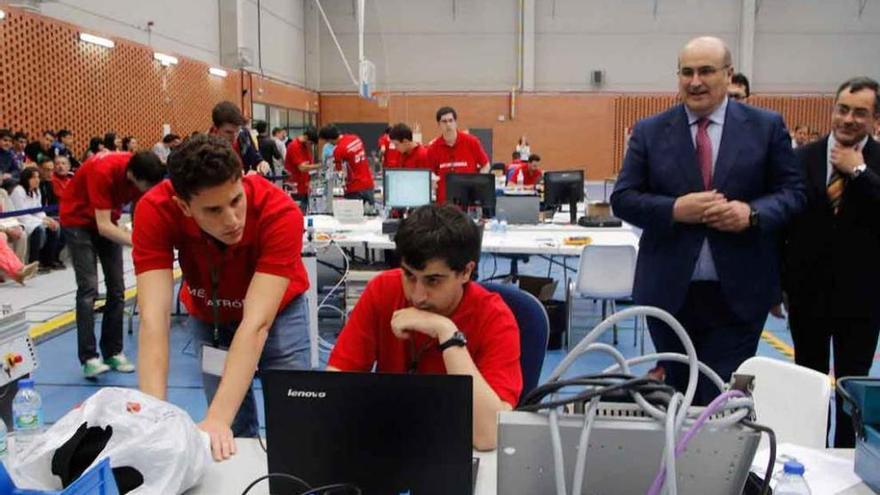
[254,120,268,134]
[435,106,457,122]
[395,204,481,272]
[24,141,43,162]
[37,154,54,166]
[167,134,242,201]
[19,166,40,196]
[836,76,880,116]
[271,127,284,136]
[57,129,72,140]
[103,132,118,151]
[122,136,136,151]
[511,151,520,160]
[318,124,340,141]
[388,123,413,142]
[211,101,246,128]
[13,131,27,141]
[162,133,180,144]
[527,153,541,163]
[0,129,11,140]
[384,126,392,134]
[731,73,751,98]
[88,137,103,153]
[126,151,166,185]
[43,130,55,138]
[302,127,318,143]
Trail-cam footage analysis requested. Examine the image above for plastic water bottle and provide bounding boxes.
[516,170,524,189]
[304,217,317,256]
[12,379,43,456]
[775,460,811,494]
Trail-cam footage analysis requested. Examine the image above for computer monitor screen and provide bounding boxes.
[384,168,432,208]
[544,170,585,208]
[445,173,497,210]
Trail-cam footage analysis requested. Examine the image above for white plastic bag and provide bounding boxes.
[7,387,212,494]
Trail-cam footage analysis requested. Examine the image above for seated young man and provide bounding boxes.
[328,204,522,450]
[133,134,310,462]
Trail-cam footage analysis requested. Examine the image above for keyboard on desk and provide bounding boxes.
[578,215,623,228]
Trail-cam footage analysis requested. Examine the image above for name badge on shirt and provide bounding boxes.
[201,345,228,377]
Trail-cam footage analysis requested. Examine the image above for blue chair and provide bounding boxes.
[482,282,550,405]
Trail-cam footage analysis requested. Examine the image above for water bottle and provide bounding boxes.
[304,217,317,256]
[516,170,524,189]
[775,460,811,494]
[12,379,43,456]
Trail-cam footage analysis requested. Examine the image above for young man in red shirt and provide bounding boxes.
[378,126,401,169]
[284,127,321,212]
[389,123,429,169]
[505,151,524,175]
[328,204,522,450]
[508,153,544,187]
[60,151,165,378]
[318,125,376,206]
[426,106,490,204]
[134,134,311,461]
[210,101,271,176]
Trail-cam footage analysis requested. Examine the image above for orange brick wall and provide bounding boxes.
[321,92,838,180]
[0,7,316,156]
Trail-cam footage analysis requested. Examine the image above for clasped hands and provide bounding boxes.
[673,190,751,232]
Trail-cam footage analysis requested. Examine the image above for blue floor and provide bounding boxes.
[28,253,880,439]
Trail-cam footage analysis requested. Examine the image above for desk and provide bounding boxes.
[189,441,869,494]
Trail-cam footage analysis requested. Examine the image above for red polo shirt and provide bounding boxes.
[328,269,523,406]
[427,131,489,203]
[378,133,401,168]
[285,139,313,196]
[505,159,525,174]
[59,152,140,230]
[398,143,430,169]
[509,163,543,186]
[52,173,72,200]
[333,134,375,194]
[132,175,309,323]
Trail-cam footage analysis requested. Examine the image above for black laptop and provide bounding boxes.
[261,370,474,495]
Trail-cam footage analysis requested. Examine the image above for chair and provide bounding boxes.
[482,282,550,405]
[565,243,643,351]
[736,356,832,449]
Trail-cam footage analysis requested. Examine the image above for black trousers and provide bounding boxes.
[647,282,765,406]
[788,309,880,448]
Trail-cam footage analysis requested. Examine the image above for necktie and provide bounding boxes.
[827,169,844,214]
[695,118,713,190]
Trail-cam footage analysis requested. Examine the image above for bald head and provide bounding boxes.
[677,36,734,117]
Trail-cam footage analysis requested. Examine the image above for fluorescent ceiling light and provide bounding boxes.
[153,52,178,66]
[79,32,115,48]
[209,67,228,77]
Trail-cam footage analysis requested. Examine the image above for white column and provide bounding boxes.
[739,0,756,80]
[521,0,536,91]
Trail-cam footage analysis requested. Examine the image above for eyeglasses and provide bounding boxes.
[728,92,747,101]
[678,64,730,79]
[834,104,873,120]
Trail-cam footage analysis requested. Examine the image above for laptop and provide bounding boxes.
[332,199,365,224]
[262,370,475,495]
[495,196,541,224]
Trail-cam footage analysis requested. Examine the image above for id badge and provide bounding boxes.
[201,345,229,377]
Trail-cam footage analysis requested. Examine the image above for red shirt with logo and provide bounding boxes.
[398,144,430,169]
[426,131,489,203]
[328,269,523,406]
[132,175,309,323]
[285,139,313,196]
[333,134,375,194]
[509,163,543,186]
[59,152,140,230]
[505,159,525,174]
[378,133,401,168]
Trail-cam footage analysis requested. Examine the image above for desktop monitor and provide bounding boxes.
[445,173,497,213]
[262,370,474,495]
[544,170,585,224]
[384,168,432,209]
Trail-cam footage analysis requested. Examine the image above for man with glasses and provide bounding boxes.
[427,106,490,204]
[781,77,880,447]
[611,36,805,405]
[728,72,750,101]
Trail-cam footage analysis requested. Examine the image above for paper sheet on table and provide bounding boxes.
[751,443,862,494]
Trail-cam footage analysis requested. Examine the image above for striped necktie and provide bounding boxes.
[827,168,844,214]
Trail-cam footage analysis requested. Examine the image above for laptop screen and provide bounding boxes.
[262,370,474,495]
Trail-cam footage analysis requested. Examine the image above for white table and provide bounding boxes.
[189,440,870,494]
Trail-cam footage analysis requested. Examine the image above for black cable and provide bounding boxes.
[240,473,310,495]
[258,434,267,453]
[518,376,669,412]
[519,373,638,405]
[741,419,776,495]
[299,483,362,495]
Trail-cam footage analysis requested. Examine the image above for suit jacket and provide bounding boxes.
[611,101,806,322]
[782,136,880,321]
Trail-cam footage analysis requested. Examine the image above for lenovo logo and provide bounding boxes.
[287,389,327,399]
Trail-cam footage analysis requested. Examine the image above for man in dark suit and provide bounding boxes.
[782,77,880,447]
[611,37,806,405]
